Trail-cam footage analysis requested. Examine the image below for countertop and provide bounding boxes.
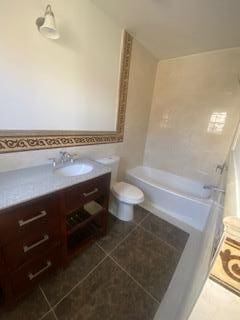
[0,159,111,211]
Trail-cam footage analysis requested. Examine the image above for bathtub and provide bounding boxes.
[126,166,212,231]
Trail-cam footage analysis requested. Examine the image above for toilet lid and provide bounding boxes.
[112,182,144,204]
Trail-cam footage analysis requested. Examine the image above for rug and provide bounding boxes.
[210,237,240,296]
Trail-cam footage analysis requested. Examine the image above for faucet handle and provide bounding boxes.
[48,158,57,167]
[69,153,78,163]
[59,151,67,157]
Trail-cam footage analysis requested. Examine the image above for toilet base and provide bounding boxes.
[116,201,134,222]
[109,195,134,222]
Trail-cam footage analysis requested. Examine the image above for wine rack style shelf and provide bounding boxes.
[66,201,107,259]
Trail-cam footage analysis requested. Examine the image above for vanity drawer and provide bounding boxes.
[64,174,110,212]
[11,246,61,297]
[2,226,60,271]
[0,194,60,245]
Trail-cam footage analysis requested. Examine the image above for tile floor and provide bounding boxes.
[1,207,189,320]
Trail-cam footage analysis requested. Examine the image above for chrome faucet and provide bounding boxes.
[59,151,78,164]
[203,185,225,194]
[48,151,77,167]
[60,151,71,163]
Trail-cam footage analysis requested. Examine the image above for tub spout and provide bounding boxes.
[203,185,225,194]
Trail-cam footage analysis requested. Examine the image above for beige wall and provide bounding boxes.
[0,0,122,132]
[0,39,157,178]
[117,40,157,178]
[144,47,240,183]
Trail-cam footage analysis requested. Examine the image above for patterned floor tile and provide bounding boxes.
[40,244,105,306]
[133,206,150,224]
[111,226,181,302]
[54,257,159,320]
[141,213,189,251]
[40,311,56,320]
[97,214,135,253]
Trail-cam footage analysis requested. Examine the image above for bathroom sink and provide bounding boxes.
[54,163,93,177]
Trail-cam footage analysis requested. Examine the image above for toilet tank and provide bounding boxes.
[96,156,120,187]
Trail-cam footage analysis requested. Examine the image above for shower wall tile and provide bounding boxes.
[144,47,240,183]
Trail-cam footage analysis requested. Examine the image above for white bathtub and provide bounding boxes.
[126,166,212,231]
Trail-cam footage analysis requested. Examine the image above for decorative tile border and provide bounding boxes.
[0,31,133,153]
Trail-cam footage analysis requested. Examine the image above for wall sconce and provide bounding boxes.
[36,4,60,40]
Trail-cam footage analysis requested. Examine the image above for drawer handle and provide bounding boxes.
[28,260,52,280]
[23,234,49,253]
[83,188,98,197]
[18,210,47,227]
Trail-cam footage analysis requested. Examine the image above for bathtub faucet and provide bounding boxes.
[203,185,225,194]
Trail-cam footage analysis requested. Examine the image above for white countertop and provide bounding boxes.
[0,159,111,211]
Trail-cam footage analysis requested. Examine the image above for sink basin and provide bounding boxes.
[54,163,93,177]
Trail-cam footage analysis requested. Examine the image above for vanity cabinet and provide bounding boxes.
[0,173,111,307]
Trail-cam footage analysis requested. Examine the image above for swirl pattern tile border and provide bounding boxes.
[0,31,133,153]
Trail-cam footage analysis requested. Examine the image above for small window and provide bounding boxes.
[160,110,172,128]
[207,112,227,134]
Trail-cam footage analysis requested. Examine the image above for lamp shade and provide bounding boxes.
[39,5,60,40]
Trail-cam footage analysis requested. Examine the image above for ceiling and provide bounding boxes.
[92,0,240,60]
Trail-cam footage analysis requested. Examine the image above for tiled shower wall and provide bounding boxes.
[144,47,240,184]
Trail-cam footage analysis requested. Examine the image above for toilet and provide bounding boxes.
[96,156,144,221]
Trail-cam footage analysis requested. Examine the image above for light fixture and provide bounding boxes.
[36,4,60,40]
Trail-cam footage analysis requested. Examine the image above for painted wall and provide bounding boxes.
[144,47,240,184]
[0,39,157,178]
[0,0,122,131]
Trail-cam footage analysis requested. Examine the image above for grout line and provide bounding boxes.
[138,206,189,253]
[51,255,108,310]
[38,310,54,320]
[136,210,151,225]
[51,309,58,320]
[39,286,58,320]
[109,255,160,305]
[107,224,138,256]
[39,286,51,308]
[95,212,146,256]
[95,242,109,256]
[96,242,160,306]
[138,222,183,254]
[97,210,151,256]
[97,222,137,256]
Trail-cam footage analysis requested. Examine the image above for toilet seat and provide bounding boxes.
[112,182,144,204]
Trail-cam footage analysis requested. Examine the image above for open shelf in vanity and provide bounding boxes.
[66,200,107,258]
[62,174,110,262]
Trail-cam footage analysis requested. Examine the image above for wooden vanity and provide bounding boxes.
[0,172,111,307]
